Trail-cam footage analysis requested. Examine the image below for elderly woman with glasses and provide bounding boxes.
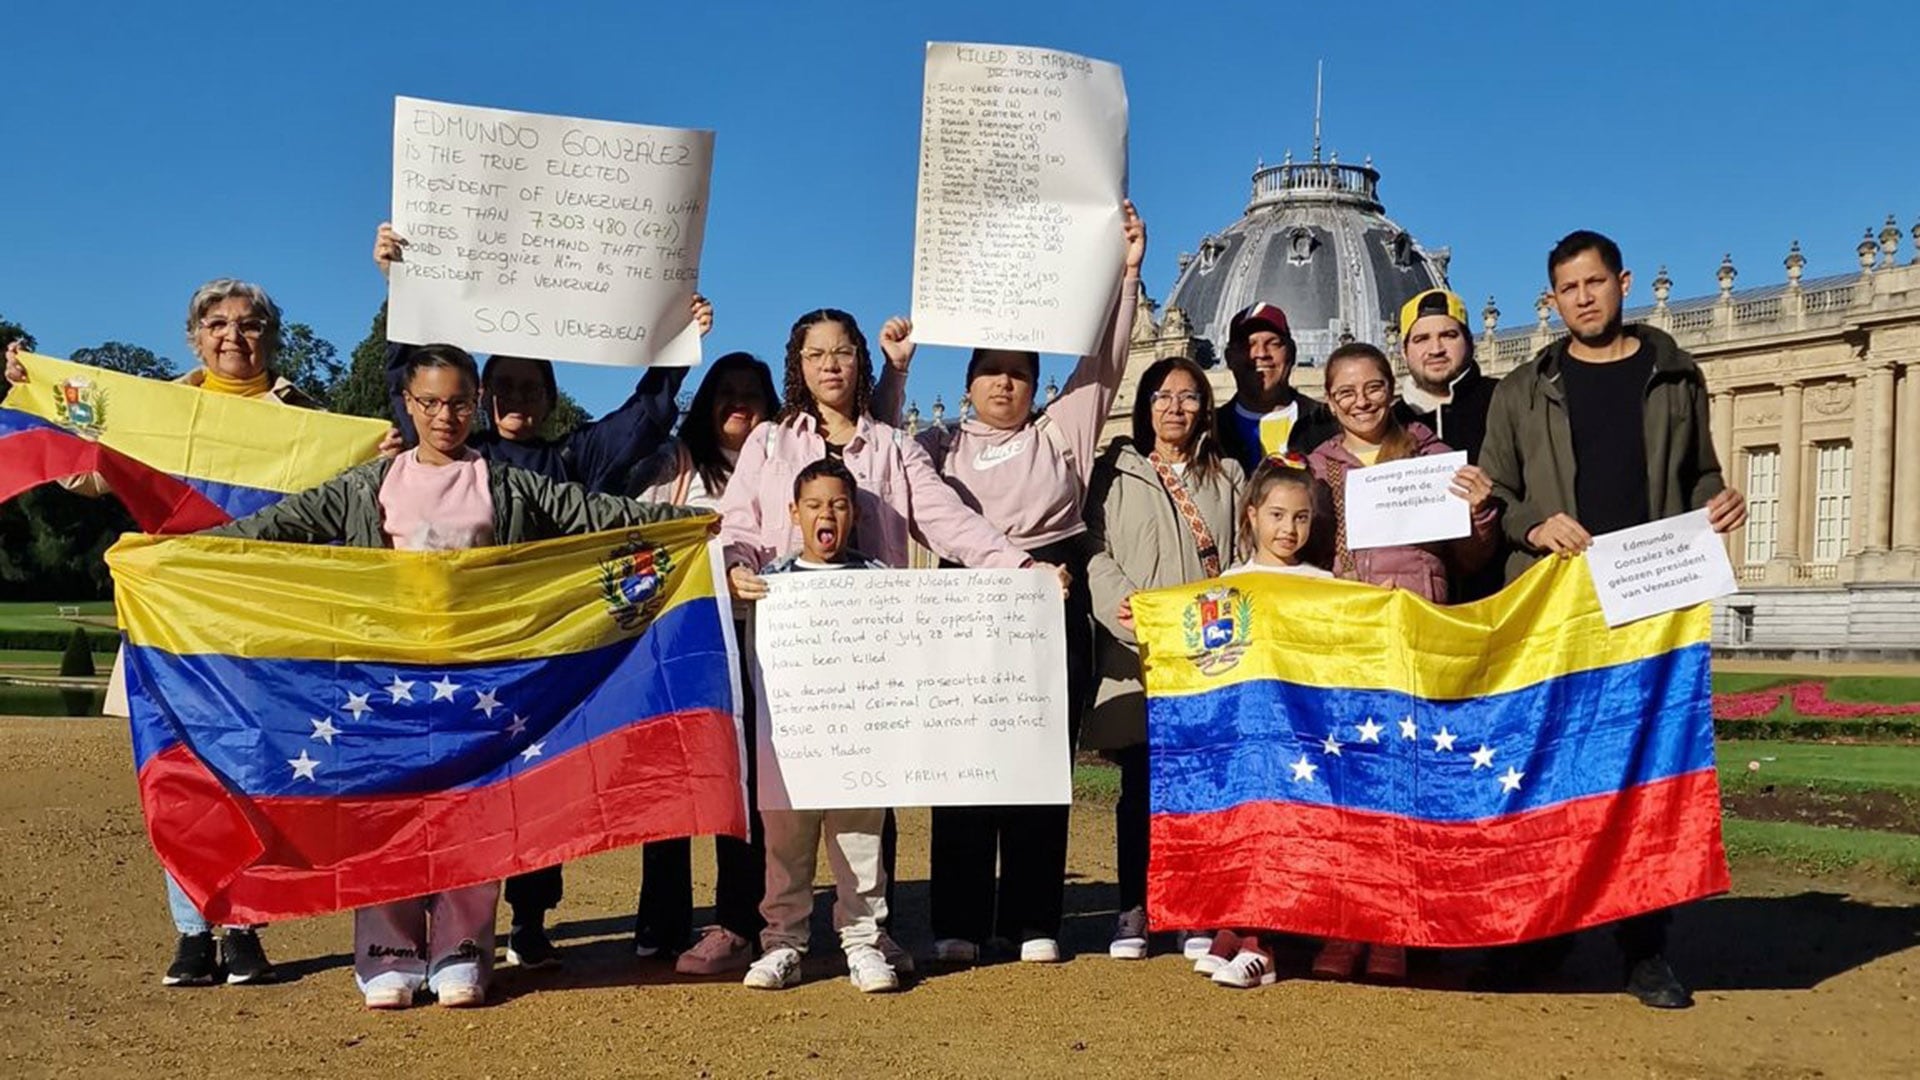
[1084,355,1245,962]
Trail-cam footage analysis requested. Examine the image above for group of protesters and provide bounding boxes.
[2,203,1747,1012]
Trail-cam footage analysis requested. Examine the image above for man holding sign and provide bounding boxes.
[1477,229,1747,1008]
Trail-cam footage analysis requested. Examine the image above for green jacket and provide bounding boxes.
[1478,325,1726,583]
[207,456,705,548]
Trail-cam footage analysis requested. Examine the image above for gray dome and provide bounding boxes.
[1166,153,1449,366]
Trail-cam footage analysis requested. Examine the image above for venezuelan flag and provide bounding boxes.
[105,518,745,924]
[1,351,386,532]
[1134,557,1727,948]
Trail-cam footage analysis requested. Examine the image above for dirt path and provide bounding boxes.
[3,717,1916,1079]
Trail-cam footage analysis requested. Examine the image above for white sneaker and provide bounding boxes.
[675,927,752,976]
[846,945,899,993]
[933,938,980,963]
[363,986,412,1010]
[1019,938,1061,963]
[876,932,915,974]
[1212,950,1277,989]
[743,946,802,990]
[1182,932,1214,961]
[1109,906,1148,960]
[436,981,485,1008]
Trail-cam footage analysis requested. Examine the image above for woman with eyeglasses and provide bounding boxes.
[206,343,703,1010]
[1084,355,1245,961]
[1300,340,1499,984]
[718,307,1059,982]
[5,278,354,991]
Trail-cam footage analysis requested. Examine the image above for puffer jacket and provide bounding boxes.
[1083,441,1246,750]
[1307,422,1499,603]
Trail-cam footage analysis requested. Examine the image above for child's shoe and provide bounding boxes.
[743,946,802,990]
[1194,929,1241,975]
[846,945,899,993]
[1019,938,1061,963]
[364,986,413,1010]
[1108,906,1148,960]
[1212,949,1278,989]
[933,938,979,963]
[1364,944,1407,982]
[675,927,753,975]
[1181,931,1215,961]
[1311,938,1363,979]
[437,982,485,1008]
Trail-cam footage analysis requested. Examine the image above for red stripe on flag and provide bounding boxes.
[143,706,746,924]
[1147,768,1729,947]
[0,427,232,532]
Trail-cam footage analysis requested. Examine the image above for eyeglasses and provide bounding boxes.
[199,316,270,339]
[406,392,478,417]
[1328,381,1390,407]
[1149,390,1203,409]
[799,346,858,364]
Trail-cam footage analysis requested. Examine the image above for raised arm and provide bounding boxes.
[870,316,913,426]
[564,366,690,492]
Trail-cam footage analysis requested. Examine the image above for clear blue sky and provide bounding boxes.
[2,0,1912,417]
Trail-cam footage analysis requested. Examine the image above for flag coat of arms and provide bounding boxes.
[1,351,387,531]
[1134,557,1728,948]
[106,518,746,924]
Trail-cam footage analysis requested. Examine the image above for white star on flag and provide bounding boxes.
[1499,766,1525,793]
[1399,715,1417,740]
[288,750,320,781]
[1321,732,1342,756]
[1356,717,1383,743]
[1470,744,1496,770]
[1432,726,1457,752]
[386,677,415,703]
[1289,755,1317,783]
[506,714,528,738]
[473,688,501,718]
[520,741,545,762]
[310,717,340,745]
[343,692,372,721]
[430,676,460,702]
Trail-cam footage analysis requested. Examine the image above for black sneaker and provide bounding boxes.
[1625,955,1694,1009]
[220,929,276,985]
[506,923,562,969]
[163,932,220,987]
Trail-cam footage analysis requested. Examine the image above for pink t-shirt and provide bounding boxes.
[378,449,495,551]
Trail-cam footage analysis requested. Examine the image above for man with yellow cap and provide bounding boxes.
[1392,288,1499,464]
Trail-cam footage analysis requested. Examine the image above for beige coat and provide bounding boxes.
[1083,441,1245,750]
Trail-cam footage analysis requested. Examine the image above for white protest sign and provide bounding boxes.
[753,567,1070,811]
[1342,451,1470,550]
[1586,509,1737,627]
[909,42,1128,355]
[388,96,712,368]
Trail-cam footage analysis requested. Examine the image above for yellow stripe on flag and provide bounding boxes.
[106,518,720,663]
[1132,555,1709,701]
[10,352,386,493]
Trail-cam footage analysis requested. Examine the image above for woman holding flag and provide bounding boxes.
[207,343,705,1009]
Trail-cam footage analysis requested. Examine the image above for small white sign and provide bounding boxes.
[387,95,713,368]
[909,42,1129,355]
[752,567,1070,810]
[1342,451,1471,550]
[1586,510,1737,627]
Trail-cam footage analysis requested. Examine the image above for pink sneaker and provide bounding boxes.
[1365,944,1407,982]
[674,926,753,976]
[1311,939,1363,980]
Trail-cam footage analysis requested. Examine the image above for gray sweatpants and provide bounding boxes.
[353,882,499,996]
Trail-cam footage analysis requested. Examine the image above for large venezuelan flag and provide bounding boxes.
[0,351,386,531]
[105,518,745,924]
[1134,556,1727,948]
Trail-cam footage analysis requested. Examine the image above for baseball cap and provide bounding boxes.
[1399,288,1469,339]
[1228,302,1290,344]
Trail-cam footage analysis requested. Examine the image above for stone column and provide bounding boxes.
[1710,391,1734,473]
[1865,360,1896,553]
[1773,381,1804,566]
[1896,363,1920,552]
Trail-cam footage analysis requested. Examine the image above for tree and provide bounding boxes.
[541,392,590,440]
[60,626,97,677]
[0,312,34,352]
[274,323,342,401]
[330,303,392,419]
[69,341,176,380]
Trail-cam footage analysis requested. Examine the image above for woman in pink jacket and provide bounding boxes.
[1305,340,1500,983]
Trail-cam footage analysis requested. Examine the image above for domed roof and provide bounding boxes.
[1165,151,1449,366]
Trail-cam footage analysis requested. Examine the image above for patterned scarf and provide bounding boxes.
[1148,452,1222,578]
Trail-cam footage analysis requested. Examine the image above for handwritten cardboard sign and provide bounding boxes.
[752,568,1070,810]
[909,43,1128,355]
[387,96,712,368]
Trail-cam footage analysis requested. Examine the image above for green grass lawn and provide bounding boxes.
[1718,740,1920,794]
[1721,818,1920,885]
[0,601,117,632]
[0,649,117,671]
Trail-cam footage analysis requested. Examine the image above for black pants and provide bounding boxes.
[1112,742,1150,911]
[636,619,768,945]
[1495,908,1673,977]
[928,534,1095,942]
[506,864,563,924]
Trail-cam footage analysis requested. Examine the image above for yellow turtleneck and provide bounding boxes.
[198,368,273,397]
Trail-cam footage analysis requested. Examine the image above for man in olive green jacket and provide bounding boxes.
[1476,230,1747,1012]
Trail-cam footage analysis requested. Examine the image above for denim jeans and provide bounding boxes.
[165,872,254,934]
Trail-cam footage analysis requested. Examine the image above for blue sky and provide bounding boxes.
[1,1,1912,417]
